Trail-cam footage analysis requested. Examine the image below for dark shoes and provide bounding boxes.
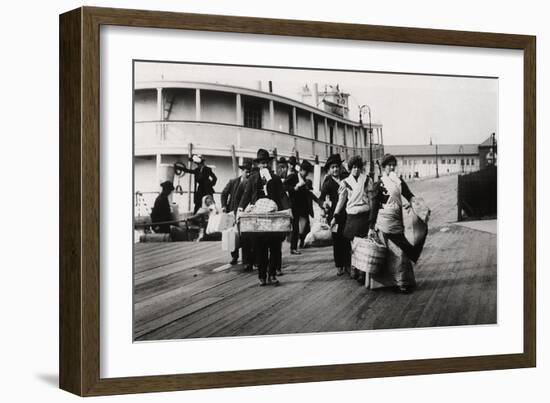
[397,286,413,294]
[267,276,280,286]
[336,267,345,276]
[276,269,284,276]
[259,276,280,286]
[290,249,302,255]
[230,257,238,265]
[243,264,253,272]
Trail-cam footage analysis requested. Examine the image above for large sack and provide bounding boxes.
[253,198,278,213]
[222,227,240,251]
[411,197,431,224]
[206,212,235,235]
[303,221,332,247]
[403,202,428,250]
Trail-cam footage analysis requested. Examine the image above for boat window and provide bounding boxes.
[244,102,262,129]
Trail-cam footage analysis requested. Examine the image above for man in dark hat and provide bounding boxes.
[238,149,286,286]
[318,154,351,276]
[221,161,253,267]
[178,154,217,214]
[151,181,176,235]
[285,159,315,255]
[287,155,299,174]
[276,157,289,181]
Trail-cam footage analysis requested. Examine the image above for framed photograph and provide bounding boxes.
[59,6,536,396]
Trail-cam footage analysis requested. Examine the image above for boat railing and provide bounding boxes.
[135,120,383,162]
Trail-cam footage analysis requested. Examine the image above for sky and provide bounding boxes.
[135,61,498,146]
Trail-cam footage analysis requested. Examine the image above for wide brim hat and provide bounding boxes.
[324,154,343,169]
[381,153,397,167]
[277,157,288,165]
[254,148,273,162]
[160,180,175,191]
[300,160,314,173]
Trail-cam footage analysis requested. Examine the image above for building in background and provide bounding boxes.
[478,133,498,170]
[134,81,384,213]
[385,135,496,179]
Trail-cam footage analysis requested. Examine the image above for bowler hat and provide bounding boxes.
[324,154,342,169]
[277,157,288,165]
[254,148,273,162]
[300,160,314,173]
[160,180,175,192]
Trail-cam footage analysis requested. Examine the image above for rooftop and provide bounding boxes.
[385,144,480,156]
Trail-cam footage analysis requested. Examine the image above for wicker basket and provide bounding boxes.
[239,209,292,234]
[352,236,387,275]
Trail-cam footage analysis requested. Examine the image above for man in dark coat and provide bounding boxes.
[150,180,187,241]
[150,181,175,234]
[221,161,253,267]
[285,159,315,254]
[318,154,351,275]
[238,149,286,286]
[180,155,217,213]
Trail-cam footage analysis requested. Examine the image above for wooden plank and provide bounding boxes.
[133,174,497,340]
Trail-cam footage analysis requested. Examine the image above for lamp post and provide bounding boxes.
[459,145,464,174]
[435,142,439,178]
[359,104,374,177]
[491,132,497,166]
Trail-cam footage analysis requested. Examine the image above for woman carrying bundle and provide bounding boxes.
[332,155,373,284]
[319,154,350,276]
[368,154,426,293]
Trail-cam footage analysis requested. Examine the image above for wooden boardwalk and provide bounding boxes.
[134,174,496,341]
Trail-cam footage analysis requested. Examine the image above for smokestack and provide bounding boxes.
[268,80,273,93]
[313,83,319,107]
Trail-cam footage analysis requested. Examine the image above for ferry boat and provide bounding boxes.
[134,81,384,214]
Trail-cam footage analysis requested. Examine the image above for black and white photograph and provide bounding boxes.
[133,60,498,341]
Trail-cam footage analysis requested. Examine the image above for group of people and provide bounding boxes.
[150,148,425,293]
[321,152,424,293]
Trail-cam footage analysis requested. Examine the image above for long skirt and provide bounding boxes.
[332,231,351,268]
[342,211,370,240]
[368,231,416,289]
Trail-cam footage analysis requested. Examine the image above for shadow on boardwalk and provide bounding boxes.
[134,174,496,341]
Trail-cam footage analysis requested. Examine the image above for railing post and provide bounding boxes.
[195,89,201,121]
[156,87,164,140]
[269,100,275,130]
[292,106,297,135]
[235,93,242,125]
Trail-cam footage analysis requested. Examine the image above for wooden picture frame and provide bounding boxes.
[59,6,536,396]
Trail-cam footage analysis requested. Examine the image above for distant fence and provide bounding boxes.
[457,166,497,221]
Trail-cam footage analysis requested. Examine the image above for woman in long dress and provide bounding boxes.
[332,155,372,284]
[368,154,425,293]
[319,154,350,276]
